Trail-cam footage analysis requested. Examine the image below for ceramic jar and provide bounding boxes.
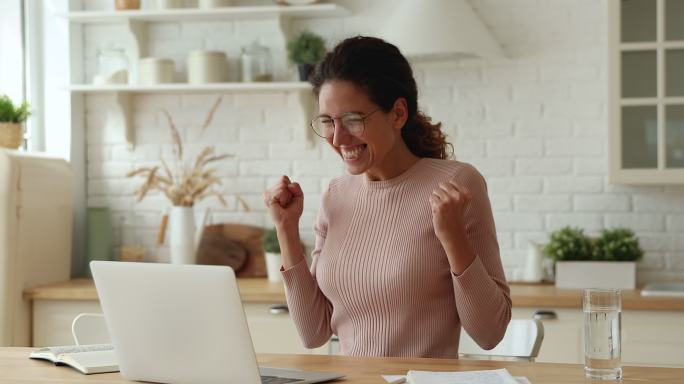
[198,0,230,8]
[156,0,183,8]
[115,0,141,10]
[139,58,175,84]
[187,50,228,83]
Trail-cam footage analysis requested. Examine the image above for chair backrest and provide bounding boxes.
[458,319,544,362]
[71,313,110,345]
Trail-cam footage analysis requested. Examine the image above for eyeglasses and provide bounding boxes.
[310,109,380,139]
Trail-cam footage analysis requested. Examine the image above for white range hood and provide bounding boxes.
[378,0,504,60]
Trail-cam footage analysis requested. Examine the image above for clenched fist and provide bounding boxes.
[263,175,304,230]
[429,179,472,246]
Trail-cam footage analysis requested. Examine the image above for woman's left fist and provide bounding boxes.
[429,180,472,244]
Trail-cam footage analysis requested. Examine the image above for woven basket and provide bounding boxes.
[0,122,24,149]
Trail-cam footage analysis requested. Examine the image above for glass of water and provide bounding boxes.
[583,288,622,380]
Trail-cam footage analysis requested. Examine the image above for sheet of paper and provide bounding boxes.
[382,371,531,384]
[381,375,406,384]
[406,368,519,384]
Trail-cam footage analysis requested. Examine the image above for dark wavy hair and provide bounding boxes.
[310,36,453,160]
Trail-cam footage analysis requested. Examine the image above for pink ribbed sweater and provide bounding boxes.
[281,158,511,358]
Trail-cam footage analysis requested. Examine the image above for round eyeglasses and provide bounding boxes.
[310,109,380,139]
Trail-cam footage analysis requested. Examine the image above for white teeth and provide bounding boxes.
[341,145,365,160]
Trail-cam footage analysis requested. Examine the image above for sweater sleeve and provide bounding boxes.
[280,192,334,349]
[451,164,512,350]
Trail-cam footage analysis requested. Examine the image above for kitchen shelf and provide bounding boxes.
[62,4,349,23]
[68,82,312,93]
[69,82,316,149]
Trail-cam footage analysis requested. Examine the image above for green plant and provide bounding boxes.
[286,31,326,65]
[0,95,30,123]
[543,226,593,261]
[592,228,643,262]
[262,228,280,254]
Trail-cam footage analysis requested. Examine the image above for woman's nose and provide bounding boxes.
[331,121,351,146]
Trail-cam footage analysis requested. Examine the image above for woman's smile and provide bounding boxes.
[340,144,368,162]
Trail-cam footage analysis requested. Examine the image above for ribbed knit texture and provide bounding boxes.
[281,158,511,358]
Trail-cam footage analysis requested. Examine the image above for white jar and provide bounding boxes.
[156,0,183,9]
[187,50,228,83]
[138,58,175,84]
[198,0,230,8]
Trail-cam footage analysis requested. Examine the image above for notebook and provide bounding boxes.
[29,343,118,375]
[90,261,344,384]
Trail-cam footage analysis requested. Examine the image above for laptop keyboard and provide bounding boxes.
[260,375,303,384]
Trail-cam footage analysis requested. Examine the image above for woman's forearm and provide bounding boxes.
[440,234,477,275]
[276,224,306,268]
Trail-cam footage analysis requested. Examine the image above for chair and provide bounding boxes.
[71,313,110,345]
[458,319,544,362]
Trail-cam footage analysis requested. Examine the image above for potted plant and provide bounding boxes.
[0,95,30,150]
[544,226,643,289]
[286,30,326,81]
[262,228,282,282]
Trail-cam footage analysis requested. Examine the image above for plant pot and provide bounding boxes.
[297,63,314,82]
[555,261,636,289]
[0,122,24,149]
[265,252,282,282]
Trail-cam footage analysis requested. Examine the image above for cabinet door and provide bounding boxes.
[33,300,103,347]
[609,0,684,183]
[622,310,684,367]
[512,308,583,364]
[243,303,329,355]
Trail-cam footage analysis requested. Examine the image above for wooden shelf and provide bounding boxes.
[68,82,311,93]
[62,4,349,23]
[68,82,316,150]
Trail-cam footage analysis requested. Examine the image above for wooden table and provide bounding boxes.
[2,348,683,383]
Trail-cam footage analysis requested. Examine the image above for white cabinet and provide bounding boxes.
[32,300,103,347]
[608,0,684,184]
[512,308,583,364]
[243,303,329,355]
[513,307,684,367]
[31,299,327,355]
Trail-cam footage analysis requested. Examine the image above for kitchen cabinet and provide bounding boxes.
[608,0,684,184]
[31,299,328,355]
[513,307,684,367]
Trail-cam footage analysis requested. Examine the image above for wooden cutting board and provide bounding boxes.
[196,223,267,277]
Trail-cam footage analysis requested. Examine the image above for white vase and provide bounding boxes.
[169,206,196,264]
[522,241,544,282]
[265,252,282,282]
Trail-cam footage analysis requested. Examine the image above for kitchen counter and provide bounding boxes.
[23,278,684,311]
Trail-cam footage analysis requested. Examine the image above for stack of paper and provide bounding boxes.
[382,368,531,384]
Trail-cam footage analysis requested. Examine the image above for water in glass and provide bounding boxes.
[584,289,622,380]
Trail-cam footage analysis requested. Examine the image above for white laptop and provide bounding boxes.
[90,261,344,384]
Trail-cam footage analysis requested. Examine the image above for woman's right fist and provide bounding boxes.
[263,175,304,228]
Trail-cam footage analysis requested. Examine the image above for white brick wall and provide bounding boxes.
[81,0,684,282]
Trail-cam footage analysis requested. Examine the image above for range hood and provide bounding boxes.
[378,0,504,60]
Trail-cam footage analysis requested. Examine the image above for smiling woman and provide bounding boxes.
[262,36,511,359]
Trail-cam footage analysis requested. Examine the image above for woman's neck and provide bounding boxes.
[365,143,420,181]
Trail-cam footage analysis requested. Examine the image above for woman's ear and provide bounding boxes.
[391,97,409,131]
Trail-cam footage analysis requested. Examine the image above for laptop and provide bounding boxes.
[90,261,344,384]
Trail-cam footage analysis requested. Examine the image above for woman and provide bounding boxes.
[262,36,510,358]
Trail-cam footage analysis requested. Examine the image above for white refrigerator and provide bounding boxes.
[0,150,73,346]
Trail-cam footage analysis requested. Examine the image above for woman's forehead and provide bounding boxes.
[318,80,374,114]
